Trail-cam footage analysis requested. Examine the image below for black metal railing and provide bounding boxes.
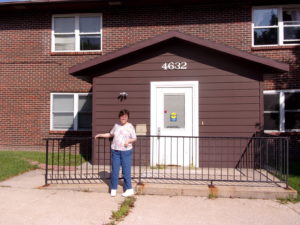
[44,135,289,188]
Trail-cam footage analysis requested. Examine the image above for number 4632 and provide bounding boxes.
[161,62,187,70]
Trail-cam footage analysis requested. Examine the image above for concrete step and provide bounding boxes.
[44,181,297,200]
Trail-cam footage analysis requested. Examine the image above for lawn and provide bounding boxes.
[288,162,300,202]
[0,151,87,182]
[0,151,38,182]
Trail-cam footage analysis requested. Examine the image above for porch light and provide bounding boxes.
[118,92,128,101]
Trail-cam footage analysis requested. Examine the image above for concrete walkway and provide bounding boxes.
[120,195,300,225]
[0,169,123,225]
[0,169,299,225]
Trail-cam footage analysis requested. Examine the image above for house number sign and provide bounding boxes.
[161,62,187,70]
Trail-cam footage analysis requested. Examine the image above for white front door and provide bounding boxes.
[151,81,199,167]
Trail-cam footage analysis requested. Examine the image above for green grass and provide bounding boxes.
[208,193,217,199]
[288,161,300,203]
[0,151,87,182]
[0,152,38,182]
[0,151,87,166]
[110,197,136,223]
[45,152,87,166]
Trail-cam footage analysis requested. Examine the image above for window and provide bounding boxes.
[264,90,300,132]
[52,14,102,52]
[285,92,300,129]
[264,93,280,130]
[51,93,92,130]
[283,8,300,44]
[253,6,300,46]
[164,94,185,129]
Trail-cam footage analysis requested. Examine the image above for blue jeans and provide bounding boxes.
[111,149,132,190]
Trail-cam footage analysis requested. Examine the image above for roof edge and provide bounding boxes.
[69,31,290,75]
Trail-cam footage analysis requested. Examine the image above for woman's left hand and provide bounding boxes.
[124,141,129,147]
[124,138,136,147]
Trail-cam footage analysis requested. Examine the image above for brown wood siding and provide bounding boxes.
[91,41,263,166]
[93,71,261,133]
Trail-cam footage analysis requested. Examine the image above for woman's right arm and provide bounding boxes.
[95,124,116,139]
[95,133,113,139]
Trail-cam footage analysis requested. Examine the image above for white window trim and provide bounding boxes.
[50,93,92,131]
[264,89,300,133]
[252,5,300,47]
[51,13,103,52]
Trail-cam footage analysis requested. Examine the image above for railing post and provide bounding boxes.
[45,139,49,185]
[103,137,106,179]
[138,137,142,185]
[286,138,289,189]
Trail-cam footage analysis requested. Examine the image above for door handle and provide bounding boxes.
[157,127,161,139]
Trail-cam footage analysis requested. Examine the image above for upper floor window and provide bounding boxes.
[52,14,102,52]
[264,90,300,132]
[51,93,92,131]
[252,6,300,46]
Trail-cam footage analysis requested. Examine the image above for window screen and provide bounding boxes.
[264,113,279,130]
[78,95,92,129]
[53,113,74,129]
[283,8,300,44]
[51,93,92,130]
[285,92,300,129]
[53,15,101,52]
[79,16,101,50]
[253,8,279,45]
[253,7,300,46]
[264,93,279,130]
[264,91,300,131]
[52,95,74,129]
[54,17,75,51]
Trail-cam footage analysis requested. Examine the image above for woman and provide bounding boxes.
[95,109,137,197]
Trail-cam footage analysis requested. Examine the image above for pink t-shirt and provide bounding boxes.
[110,123,137,151]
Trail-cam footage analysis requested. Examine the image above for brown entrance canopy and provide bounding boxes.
[69,31,289,75]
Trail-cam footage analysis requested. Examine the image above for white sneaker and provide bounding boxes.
[122,189,134,197]
[111,189,117,197]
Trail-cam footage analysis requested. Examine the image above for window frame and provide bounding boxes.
[51,13,102,52]
[50,93,92,131]
[252,5,300,47]
[264,89,300,133]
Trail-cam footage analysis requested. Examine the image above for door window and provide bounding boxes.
[164,94,185,128]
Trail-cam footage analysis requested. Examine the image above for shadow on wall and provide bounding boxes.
[264,46,300,166]
[284,46,300,165]
[49,87,93,163]
[272,46,300,90]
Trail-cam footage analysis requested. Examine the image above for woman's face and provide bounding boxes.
[119,114,129,125]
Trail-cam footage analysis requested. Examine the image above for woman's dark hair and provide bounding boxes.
[119,109,130,118]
